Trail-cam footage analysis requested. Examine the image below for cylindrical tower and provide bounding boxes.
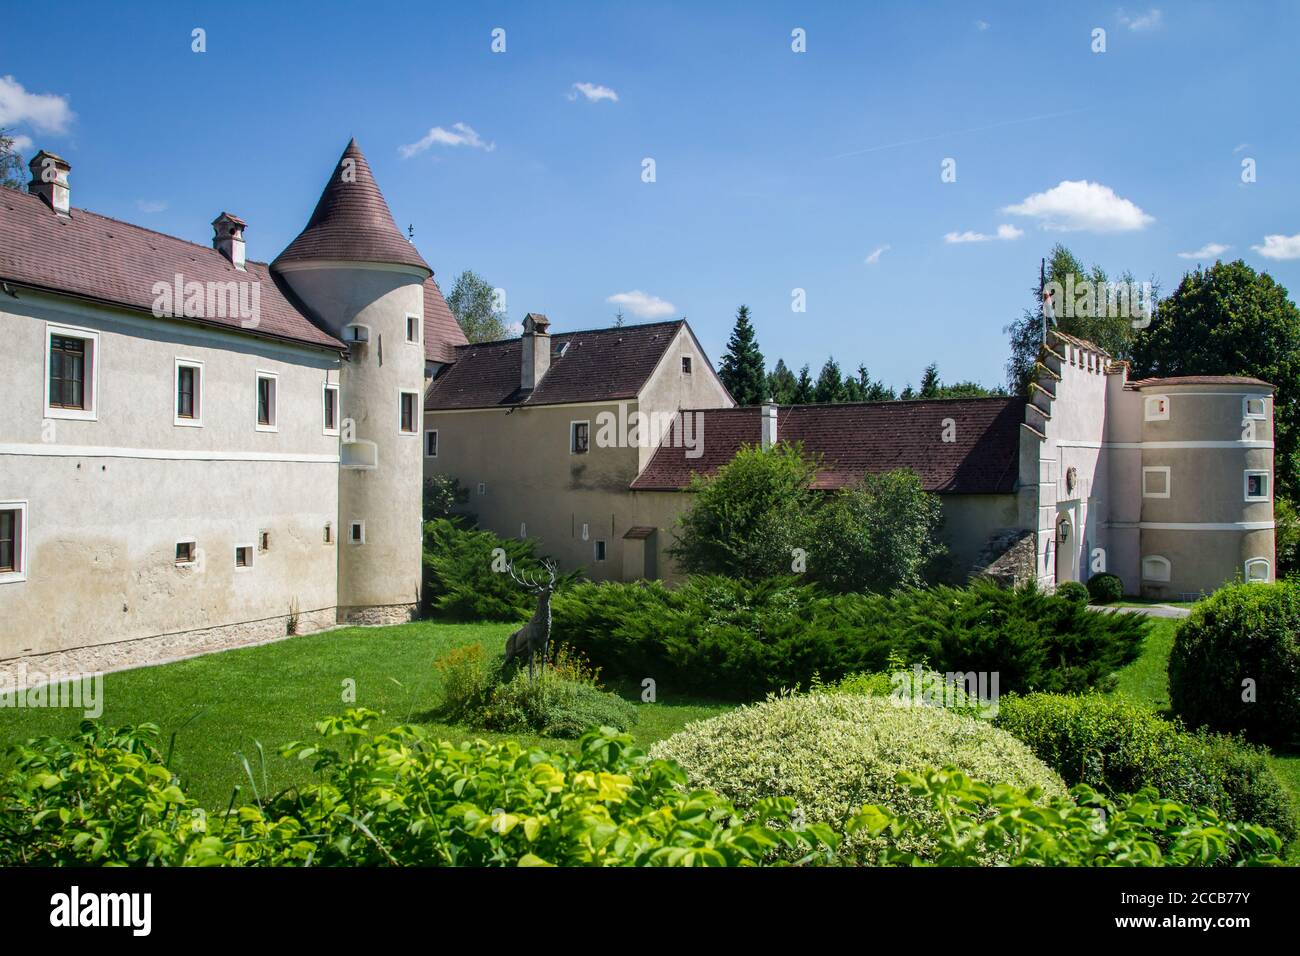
[272,140,428,624]
[1134,377,1276,599]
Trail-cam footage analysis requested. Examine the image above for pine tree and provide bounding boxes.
[919,363,941,398]
[718,305,767,406]
[792,365,814,404]
[813,357,846,404]
[767,359,798,405]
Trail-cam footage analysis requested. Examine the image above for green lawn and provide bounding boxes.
[0,621,731,809]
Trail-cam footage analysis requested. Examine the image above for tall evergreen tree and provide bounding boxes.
[813,357,846,404]
[919,363,941,398]
[792,364,814,404]
[718,305,767,405]
[767,358,798,405]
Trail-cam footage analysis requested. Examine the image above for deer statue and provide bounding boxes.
[502,560,558,682]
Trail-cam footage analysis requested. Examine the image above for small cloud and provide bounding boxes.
[975,20,990,30]
[1117,8,1163,31]
[9,133,32,152]
[606,290,675,319]
[1252,234,1300,261]
[1233,143,1250,153]
[135,199,168,214]
[1177,242,1230,260]
[0,74,74,133]
[997,223,1024,239]
[943,224,1023,244]
[399,122,495,159]
[1003,180,1154,233]
[864,244,890,265]
[568,82,619,103]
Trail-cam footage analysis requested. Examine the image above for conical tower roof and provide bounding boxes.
[273,139,430,273]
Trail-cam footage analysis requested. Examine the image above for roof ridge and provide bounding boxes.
[452,318,685,351]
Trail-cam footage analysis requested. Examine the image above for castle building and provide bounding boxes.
[0,140,467,675]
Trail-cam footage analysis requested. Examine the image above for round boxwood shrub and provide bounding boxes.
[1087,573,1124,605]
[1169,580,1300,747]
[649,693,1067,864]
[1055,581,1090,605]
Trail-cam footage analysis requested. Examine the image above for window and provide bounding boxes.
[399,391,419,434]
[1144,395,1169,422]
[259,530,270,552]
[349,521,365,545]
[1142,466,1171,499]
[594,540,607,562]
[1244,396,1267,420]
[175,540,197,566]
[477,482,487,496]
[344,323,370,343]
[520,523,527,538]
[323,522,333,544]
[681,356,692,374]
[0,501,28,583]
[323,383,340,435]
[1245,558,1270,583]
[406,314,420,344]
[1245,470,1271,501]
[256,372,278,431]
[341,440,379,470]
[44,324,99,420]
[235,545,254,569]
[425,430,439,458]
[571,421,590,454]
[175,359,203,426]
[1142,555,1172,583]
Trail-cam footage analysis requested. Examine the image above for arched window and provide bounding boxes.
[1141,555,1172,583]
[1244,558,1270,583]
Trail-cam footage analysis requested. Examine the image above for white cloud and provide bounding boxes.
[975,20,990,30]
[605,290,675,319]
[1177,242,1229,260]
[568,82,619,103]
[1118,8,1163,31]
[135,199,168,214]
[1233,143,1250,154]
[997,223,1024,239]
[1003,180,1154,233]
[1252,234,1300,261]
[864,245,890,265]
[9,133,32,153]
[943,224,1023,244]
[398,123,495,158]
[0,75,74,134]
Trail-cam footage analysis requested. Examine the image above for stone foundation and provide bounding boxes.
[338,603,419,627]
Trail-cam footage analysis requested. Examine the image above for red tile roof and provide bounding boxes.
[0,188,345,351]
[630,398,1025,494]
[1126,375,1274,390]
[422,276,467,364]
[425,320,686,409]
[273,139,431,274]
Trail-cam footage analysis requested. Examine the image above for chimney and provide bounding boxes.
[761,400,778,450]
[28,151,71,216]
[521,313,552,391]
[212,212,247,270]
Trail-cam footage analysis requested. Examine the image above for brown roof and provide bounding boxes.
[1049,329,1110,356]
[1126,375,1274,391]
[422,276,467,364]
[0,188,344,351]
[630,398,1025,494]
[425,320,686,409]
[273,139,431,274]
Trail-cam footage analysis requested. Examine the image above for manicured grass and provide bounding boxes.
[0,621,731,809]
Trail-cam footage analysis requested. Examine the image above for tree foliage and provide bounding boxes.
[718,305,767,405]
[446,269,510,343]
[0,128,26,191]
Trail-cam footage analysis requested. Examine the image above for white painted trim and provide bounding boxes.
[1144,394,1169,422]
[234,542,255,571]
[1243,396,1268,421]
[1244,469,1271,502]
[0,499,29,584]
[1054,439,1273,450]
[405,312,421,345]
[322,382,340,436]
[425,429,439,458]
[174,357,205,427]
[570,419,591,454]
[1245,557,1271,582]
[255,370,279,432]
[43,322,100,421]
[343,323,372,344]
[0,443,338,463]
[340,440,379,471]
[1142,466,1171,499]
[398,390,421,435]
[174,538,198,567]
[1139,521,1275,531]
[477,481,487,496]
[426,398,642,415]
[348,520,366,545]
[1141,555,1172,583]
[272,259,431,279]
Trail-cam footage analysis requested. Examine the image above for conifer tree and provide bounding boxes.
[718,305,767,406]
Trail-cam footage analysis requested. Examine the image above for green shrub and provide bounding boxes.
[552,577,1147,700]
[1087,572,1124,604]
[650,692,1068,863]
[1055,581,1090,604]
[423,474,472,522]
[1168,579,1300,747]
[993,693,1297,842]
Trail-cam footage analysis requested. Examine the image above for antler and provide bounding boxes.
[507,560,543,591]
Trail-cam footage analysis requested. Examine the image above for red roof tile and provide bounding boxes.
[0,188,344,351]
[1125,375,1274,390]
[422,276,467,364]
[630,398,1025,494]
[273,139,431,274]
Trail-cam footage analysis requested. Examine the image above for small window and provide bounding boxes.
[594,540,607,562]
[0,502,28,583]
[1142,466,1170,499]
[1245,470,1271,501]
[341,440,379,470]
[1142,555,1172,583]
[1245,558,1270,583]
[235,545,254,569]
[323,383,340,435]
[323,522,333,544]
[175,359,203,426]
[571,421,590,454]
[175,540,197,566]
[681,356,692,374]
[259,530,270,552]
[520,522,527,538]
[1244,396,1267,420]
[425,430,439,458]
[349,521,365,544]
[1144,395,1169,421]
[478,482,487,496]
[400,391,419,434]
[44,324,99,420]
[406,314,420,344]
[256,372,278,430]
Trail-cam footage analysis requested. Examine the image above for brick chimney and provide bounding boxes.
[761,401,778,450]
[521,313,551,391]
[212,212,247,270]
[28,150,71,216]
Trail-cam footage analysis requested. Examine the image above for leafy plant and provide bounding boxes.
[1054,581,1090,605]
[1086,572,1124,604]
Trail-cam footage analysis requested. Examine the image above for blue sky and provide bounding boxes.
[3,1,1298,391]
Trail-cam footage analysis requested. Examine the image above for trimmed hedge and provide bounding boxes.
[1169,579,1300,747]
[551,577,1147,700]
[1087,573,1124,605]
[1055,581,1090,605]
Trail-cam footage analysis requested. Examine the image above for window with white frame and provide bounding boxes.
[571,420,590,454]
[256,372,278,431]
[425,429,439,458]
[323,522,333,544]
[1142,555,1172,583]
[0,501,28,583]
[1245,470,1271,501]
[406,314,420,344]
[1142,466,1171,499]
[477,482,487,496]
[1144,395,1169,422]
[1245,558,1270,583]
[349,521,365,545]
[399,391,420,434]
[1243,396,1268,420]
[681,356,692,374]
[174,539,197,566]
[45,324,99,420]
[175,358,203,426]
[235,544,254,569]
[323,383,340,435]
